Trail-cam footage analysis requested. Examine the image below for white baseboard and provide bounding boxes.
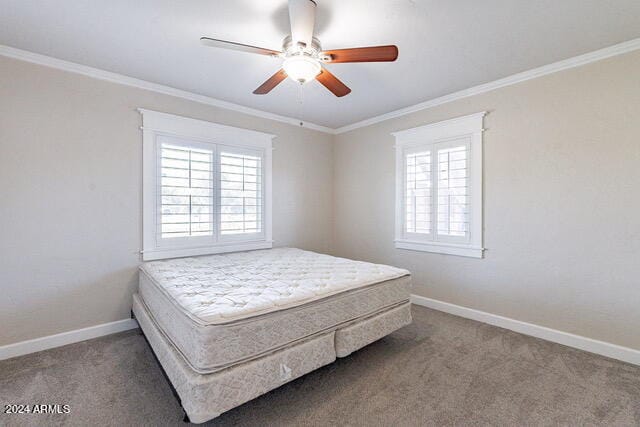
[0,318,139,361]
[3,299,638,366]
[411,294,640,366]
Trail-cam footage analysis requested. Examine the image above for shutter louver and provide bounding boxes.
[219,151,263,235]
[405,151,432,234]
[159,143,214,239]
[437,145,469,237]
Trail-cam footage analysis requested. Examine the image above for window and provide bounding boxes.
[140,109,273,260]
[394,112,485,258]
[219,150,263,236]
[159,139,214,240]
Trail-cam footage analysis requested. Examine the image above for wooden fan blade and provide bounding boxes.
[322,45,398,63]
[253,69,288,95]
[200,37,281,56]
[316,68,351,97]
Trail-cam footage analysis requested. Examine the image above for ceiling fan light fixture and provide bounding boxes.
[282,55,321,84]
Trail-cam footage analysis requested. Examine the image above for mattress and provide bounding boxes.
[139,247,411,373]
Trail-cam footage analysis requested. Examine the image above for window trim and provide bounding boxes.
[140,109,274,261]
[393,112,485,258]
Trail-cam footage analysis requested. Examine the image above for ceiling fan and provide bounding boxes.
[200,0,398,97]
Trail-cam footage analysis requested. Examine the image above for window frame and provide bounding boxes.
[393,112,485,258]
[140,109,273,261]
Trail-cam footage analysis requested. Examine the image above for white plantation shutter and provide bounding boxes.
[394,112,484,258]
[159,140,214,239]
[219,150,263,236]
[436,144,469,240]
[405,151,432,234]
[141,109,273,260]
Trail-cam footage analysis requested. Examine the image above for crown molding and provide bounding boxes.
[2,38,640,136]
[334,37,640,134]
[0,44,334,134]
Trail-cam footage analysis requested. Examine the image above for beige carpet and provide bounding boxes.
[1,305,639,426]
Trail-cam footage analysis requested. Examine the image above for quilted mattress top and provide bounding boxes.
[140,248,409,325]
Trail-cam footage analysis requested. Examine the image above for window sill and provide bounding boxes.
[142,240,273,261]
[394,239,484,259]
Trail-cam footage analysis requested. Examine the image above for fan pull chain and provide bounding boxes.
[296,83,305,126]
[297,82,304,106]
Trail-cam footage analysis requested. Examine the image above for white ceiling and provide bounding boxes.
[1,0,639,129]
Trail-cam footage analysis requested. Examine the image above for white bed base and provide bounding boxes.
[132,294,411,423]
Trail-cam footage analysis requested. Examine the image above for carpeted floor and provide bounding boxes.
[1,305,639,426]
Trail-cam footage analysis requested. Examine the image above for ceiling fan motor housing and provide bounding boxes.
[282,35,322,57]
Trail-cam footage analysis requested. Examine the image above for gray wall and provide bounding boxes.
[2,49,639,352]
[0,56,334,346]
[333,50,640,350]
